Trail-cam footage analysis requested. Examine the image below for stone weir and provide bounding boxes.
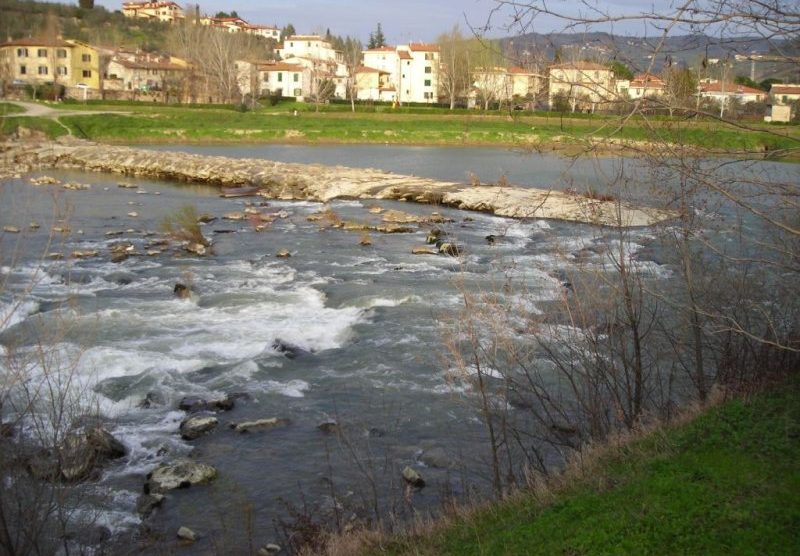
[4,138,673,227]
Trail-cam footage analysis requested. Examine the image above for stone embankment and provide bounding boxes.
[2,137,674,227]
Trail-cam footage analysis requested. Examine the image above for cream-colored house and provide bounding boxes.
[236,60,311,100]
[360,43,439,104]
[198,16,281,39]
[121,1,184,23]
[628,73,665,99]
[1,38,101,97]
[104,54,188,93]
[698,82,767,104]
[276,35,348,99]
[355,66,394,101]
[548,61,615,112]
[470,66,542,108]
[766,84,800,122]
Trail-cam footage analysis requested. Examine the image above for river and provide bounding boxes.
[0,145,794,552]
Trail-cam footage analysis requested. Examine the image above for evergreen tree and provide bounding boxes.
[282,23,296,38]
[78,0,94,8]
[374,23,386,48]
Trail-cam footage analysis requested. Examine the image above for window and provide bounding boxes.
[38,65,48,75]
[57,49,67,58]
[82,53,91,62]
[293,73,299,82]
[290,42,294,47]
[278,72,283,82]
[783,95,789,104]
[293,88,302,96]
[17,48,28,57]
[19,65,26,75]
[57,66,68,76]
[424,79,431,87]
[424,66,432,73]
[37,48,47,57]
[82,70,92,78]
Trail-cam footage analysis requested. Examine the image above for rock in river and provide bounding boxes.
[146,460,218,494]
[180,415,219,440]
[401,466,425,488]
[230,418,290,434]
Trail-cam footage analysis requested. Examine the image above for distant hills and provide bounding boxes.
[502,31,800,81]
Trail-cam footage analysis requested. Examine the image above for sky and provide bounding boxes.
[92,0,507,43]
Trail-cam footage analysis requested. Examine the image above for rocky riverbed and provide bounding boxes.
[2,136,674,227]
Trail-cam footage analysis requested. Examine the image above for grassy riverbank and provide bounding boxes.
[2,101,798,156]
[360,377,800,555]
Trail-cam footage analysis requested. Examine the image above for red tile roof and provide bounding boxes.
[549,61,609,71]
[701,82,765,95]
[771,85,800,95]
[2,37,74,48]
[408,43,439,52]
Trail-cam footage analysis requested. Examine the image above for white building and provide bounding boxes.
[470,66,542,108]
[236,60,312,100]
[360,43,439,104]
[276,35,348,99]
[698,82,767,105]
[199,16,281,40]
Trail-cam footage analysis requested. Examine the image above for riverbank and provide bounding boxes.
[343,376,800,555]
[1,136,675,226]
[2,101,798,158]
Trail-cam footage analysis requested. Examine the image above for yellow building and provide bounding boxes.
[1,38,101,96]
[548,61,615,112]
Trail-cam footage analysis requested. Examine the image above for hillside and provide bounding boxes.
[0,0,172,51]
[369,377,800,555]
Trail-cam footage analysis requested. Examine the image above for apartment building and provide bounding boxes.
[236,60,312,100]
[1,38,101,96]
[360,43,439,104]
[548,61,615,112]
[276,35,347,99]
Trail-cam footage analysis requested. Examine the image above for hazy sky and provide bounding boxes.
[91,0,505,42]
[86,0,684,42]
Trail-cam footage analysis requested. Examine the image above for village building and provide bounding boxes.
[103,53,188,101]
[469,66,543,109]
[121,1,184,23]
[547,61,616,112]
[235,60,311,100]
[276,35,348,99]
[0,38,101,98]
[697,81,767,105]
[354,65,394,102]
[360,43,439,104]
[766,83,800,122]
[627,73,666,99]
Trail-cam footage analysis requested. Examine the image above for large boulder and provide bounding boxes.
[59,426,127,482]
[146,460,218,494]
[179,415,219,440]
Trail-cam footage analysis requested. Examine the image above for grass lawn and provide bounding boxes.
[376,377,800,555]
[2,100,799,156]
[0,102,25,114]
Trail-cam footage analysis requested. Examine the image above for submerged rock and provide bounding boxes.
[401,466,425,488]
[146,460,218,494]
[178,395,235,413]
[136,493,165,518]
[138,391,164,409]
[276,248,291,258]
[173,283,192,299]
[317,420,339,435]
[271,339,310,359]
[230,418,290,434]
[177,526,197,542]
[179,415,219,440]
[419,447,454,469]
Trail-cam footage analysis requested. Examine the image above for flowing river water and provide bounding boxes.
[0,145,795,551]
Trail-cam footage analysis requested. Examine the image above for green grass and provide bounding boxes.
[0,116,71,138]
[379,377,800,555]
[0,102,25,115]
[5,100,797,156]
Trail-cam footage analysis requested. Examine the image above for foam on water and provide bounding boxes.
[0,298,40,332]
